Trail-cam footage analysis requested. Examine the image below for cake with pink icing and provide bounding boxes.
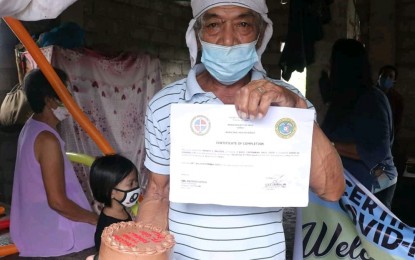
[99,221,175,260]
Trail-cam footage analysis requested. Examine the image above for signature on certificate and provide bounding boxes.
[264,176,287,190]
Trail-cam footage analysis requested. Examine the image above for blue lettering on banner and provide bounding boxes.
[301,170,415,259]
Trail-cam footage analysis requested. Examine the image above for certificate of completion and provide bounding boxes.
[170,104,315,207]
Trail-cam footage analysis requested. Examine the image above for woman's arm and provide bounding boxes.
[136,172,170,230]
[35,131,98,225]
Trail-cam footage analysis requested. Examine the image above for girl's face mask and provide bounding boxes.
[113,186,141,207]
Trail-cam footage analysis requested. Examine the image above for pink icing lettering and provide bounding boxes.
[114,235,133,247]
[150,231,165,243]
[140,231,152,238]
[130,232,149,243]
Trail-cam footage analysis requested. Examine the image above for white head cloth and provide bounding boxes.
[186,0,273,74]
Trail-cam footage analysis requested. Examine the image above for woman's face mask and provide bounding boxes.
[113,186,141,207]
[200,38,259,85]
[52,100,70,121]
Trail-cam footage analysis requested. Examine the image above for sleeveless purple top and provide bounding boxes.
[10,118,95,257]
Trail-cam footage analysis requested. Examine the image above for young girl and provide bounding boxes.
[89,154,140,252]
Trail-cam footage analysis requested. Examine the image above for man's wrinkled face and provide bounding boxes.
[198,5,260,46]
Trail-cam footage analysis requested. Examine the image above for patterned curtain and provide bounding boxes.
[22,46,162,211]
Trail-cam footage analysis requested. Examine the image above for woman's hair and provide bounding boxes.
[323,39,373,132]
[23,68,68,113]
[329,38,373,92]
[89,154,139,207]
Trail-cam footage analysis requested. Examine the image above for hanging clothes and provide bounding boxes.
[279,0,333,81]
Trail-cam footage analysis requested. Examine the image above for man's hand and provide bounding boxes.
[136,173,170,230]
[234,79,345,201]
[234,79,308,120]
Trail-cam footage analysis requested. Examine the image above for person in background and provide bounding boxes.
[137,1,345,259]
[89,154,140,252]
[10,68,97,258]
[322,39,397,209]
[376,65,406,178]
[376,65,404,136]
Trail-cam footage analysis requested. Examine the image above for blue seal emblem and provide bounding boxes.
[191,115,210,136]
[275,118,296,139]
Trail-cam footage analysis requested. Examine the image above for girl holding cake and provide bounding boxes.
[89,154,141,252]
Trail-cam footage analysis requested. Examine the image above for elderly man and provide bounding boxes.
[137,0,345,259]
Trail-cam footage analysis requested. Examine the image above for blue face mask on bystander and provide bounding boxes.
[200,39,259,85]
[378,76,394,90]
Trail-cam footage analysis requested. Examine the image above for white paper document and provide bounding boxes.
[170,104,315,207]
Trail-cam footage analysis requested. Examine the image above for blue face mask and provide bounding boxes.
[378,76,394,90]
[200,39,259,85]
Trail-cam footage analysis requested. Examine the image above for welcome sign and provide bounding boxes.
[295,170,415,260]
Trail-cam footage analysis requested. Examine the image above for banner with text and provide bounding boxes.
[295,170,415,260]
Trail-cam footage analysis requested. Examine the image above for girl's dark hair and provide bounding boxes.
[23,68,68,113]
[89,154,139,207]
[323,39,373,132]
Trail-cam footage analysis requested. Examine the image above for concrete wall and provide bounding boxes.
[60,0,289,84]
[63,0,193,87]
[357,0,415,156]
[396,0,415,155]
